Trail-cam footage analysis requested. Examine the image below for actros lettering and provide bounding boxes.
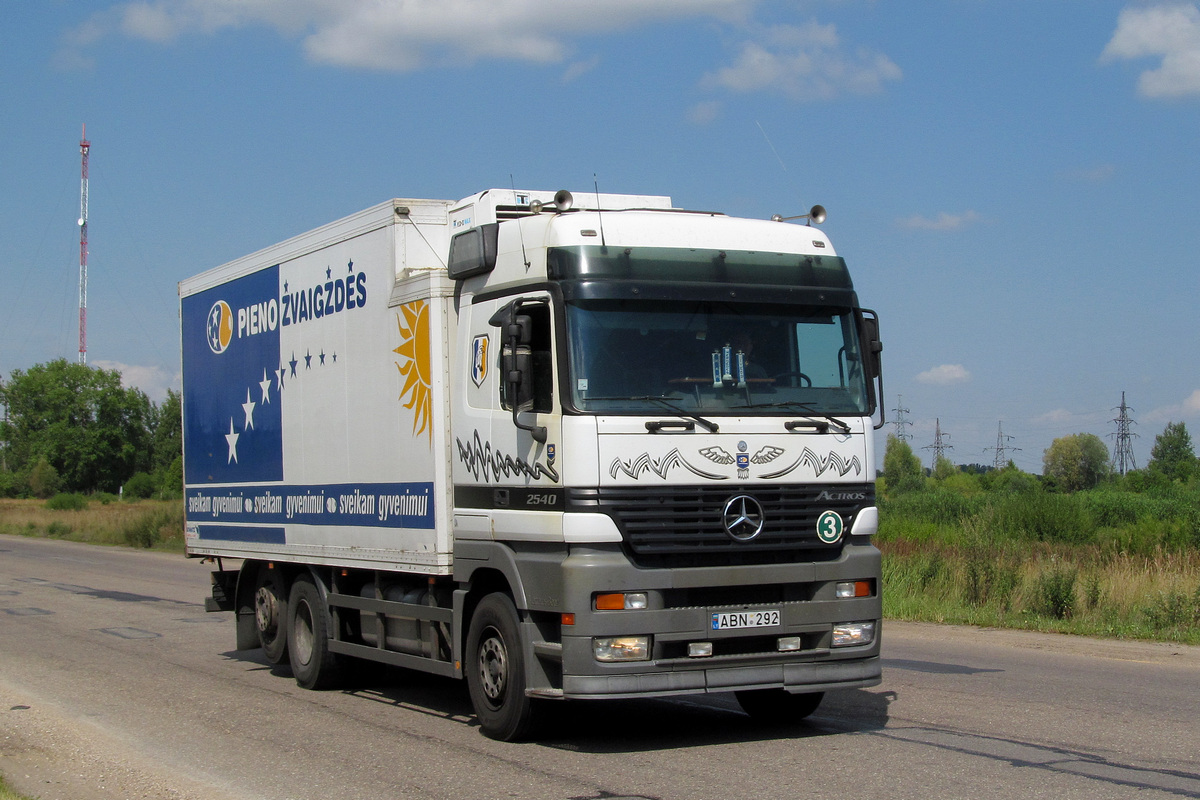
[816,490,867,502]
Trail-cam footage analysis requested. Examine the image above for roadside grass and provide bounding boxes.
[877,483,1200,644]
[879,522,1200,644]
[0,774,34,800]
[0,497,185,552]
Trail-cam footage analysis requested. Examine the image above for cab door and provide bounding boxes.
[451,292,563,541]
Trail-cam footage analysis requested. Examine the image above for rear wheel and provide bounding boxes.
[287,574,342,690]
[466,593,534,741]
[735,689,824,723]
[254,567,288,664]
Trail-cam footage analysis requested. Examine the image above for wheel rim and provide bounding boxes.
[293,600,315,667]
[255,586,278,635]
[477,627,507,705]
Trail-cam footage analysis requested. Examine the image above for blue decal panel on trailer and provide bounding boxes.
[182,236,440,554]
[181,265,284,485]
[194,525,287,544]
[186,482,435,529]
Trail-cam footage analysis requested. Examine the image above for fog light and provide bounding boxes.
[832,621,875,647]
[688,642,713,658]
[594,635,650,662]
[777,636,803,652]
[836,580,872,598]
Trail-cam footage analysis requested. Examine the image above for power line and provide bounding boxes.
[891,394,912,441]
[986,421,1020,469]
[922,418,952,469]
[1109,391,1138,475]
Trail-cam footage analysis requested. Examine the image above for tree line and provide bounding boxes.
[0,359,181,499]
[883,421,1198,495]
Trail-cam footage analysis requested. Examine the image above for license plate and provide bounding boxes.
[711,609,780,630]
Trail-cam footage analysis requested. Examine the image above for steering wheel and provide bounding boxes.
[773,371,812,387]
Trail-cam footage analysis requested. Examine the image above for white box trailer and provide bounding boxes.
[181,188,884,740]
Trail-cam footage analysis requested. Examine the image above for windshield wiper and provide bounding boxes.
[731,400,851,434]
[588,395,719,433]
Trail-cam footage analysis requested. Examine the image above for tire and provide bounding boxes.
[254,567,289,665]
[466,593,534,741]
[287,574,342,690]
[735,689,824,723]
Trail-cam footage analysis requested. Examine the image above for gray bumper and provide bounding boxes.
[551,541,882,699]
[562,654,881,699]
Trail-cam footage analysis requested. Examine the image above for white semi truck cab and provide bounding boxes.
[181,188,884,740]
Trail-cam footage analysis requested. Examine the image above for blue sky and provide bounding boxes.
[2,1,1198,474]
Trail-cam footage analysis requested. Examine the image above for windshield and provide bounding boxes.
[565,299,870,415]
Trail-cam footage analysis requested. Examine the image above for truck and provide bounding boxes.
[180,187,884,741]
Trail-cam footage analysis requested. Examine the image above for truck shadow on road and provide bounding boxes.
[533,688,894,753]
[350,665,892,751]
[229,652,894,751]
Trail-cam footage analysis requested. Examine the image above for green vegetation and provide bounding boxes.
[0,360,181,499]
[0,773,35,800]
[879,428,1200,644]
[0,498,185,551]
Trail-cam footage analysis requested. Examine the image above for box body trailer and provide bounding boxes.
[180,189,884,740]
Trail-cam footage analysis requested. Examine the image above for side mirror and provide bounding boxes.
[490,301,547,443]
[860,313,883,380]
[858,310,885,429]
[502,316,535,411]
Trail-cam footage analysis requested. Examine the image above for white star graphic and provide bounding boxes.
[243,389,257,431]
[260,369,272,404]
[225,418,240,464]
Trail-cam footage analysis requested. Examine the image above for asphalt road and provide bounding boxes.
[1,533,1197,800]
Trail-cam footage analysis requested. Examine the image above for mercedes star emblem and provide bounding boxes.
[722,495,765,541]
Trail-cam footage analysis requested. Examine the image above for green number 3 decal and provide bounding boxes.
[816,510,844,543]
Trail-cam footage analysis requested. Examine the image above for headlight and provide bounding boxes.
[832,621,875,647]
[593,635,651,662]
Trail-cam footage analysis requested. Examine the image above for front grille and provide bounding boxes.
[569,483,873,567]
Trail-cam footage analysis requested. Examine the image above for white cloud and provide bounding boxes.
[69,0,752,71]
[916,364,970,385]
[702,22,901,101]
[1102,3,1200,98]
[1033,408,1079,426]
[93,360,179,402]
[688,100,723,125]
[562,55,601,83]
[1147,388,1200,422]
[897,210,981,232]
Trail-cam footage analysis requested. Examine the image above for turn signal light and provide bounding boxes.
[594,592,648,610]
[836,580,872,598]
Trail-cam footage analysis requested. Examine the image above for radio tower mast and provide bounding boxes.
[77,125,90,364]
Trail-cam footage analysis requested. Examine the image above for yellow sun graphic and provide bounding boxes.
[394,301,432,442]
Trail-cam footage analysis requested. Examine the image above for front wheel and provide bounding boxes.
[735,689,824,723]
[465,593,534,741]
